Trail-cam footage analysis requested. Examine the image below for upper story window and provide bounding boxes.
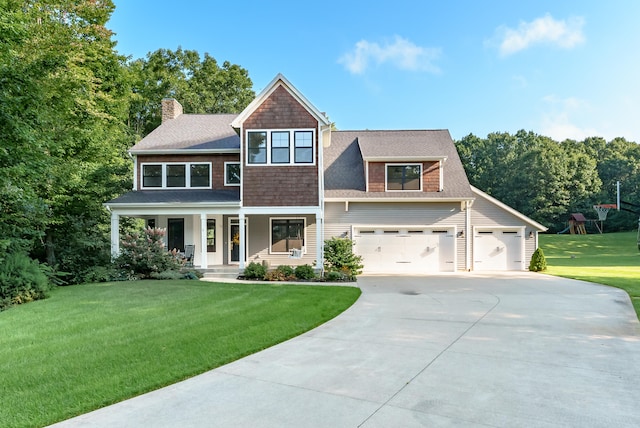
[141,162,211,189]
[225,162,241,186]
[246,129,315,166]
[386,164,422,191]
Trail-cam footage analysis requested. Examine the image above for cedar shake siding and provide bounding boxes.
[243,166,319,207]
[241,84,320,207]
[137,154,240,190]
[243,86,318,129]
[367,161,440,192]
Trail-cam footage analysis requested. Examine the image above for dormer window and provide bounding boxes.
[386,164,422,191]
[141,162,212,189]
[246,129,315,166]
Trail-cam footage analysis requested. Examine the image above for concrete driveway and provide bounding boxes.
[51,273,640,427]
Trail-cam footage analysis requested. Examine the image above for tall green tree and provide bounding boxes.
[127,47,254,137]
[0,0,133,282]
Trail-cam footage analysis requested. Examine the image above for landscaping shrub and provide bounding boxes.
[294,264,316,280]
[276,265,295,278]
[529,247,547,272]
[243,262,266,279]
[323,237,363,279]
[324,270,348,282]
[113,227,182,279]
[0,252,50,310]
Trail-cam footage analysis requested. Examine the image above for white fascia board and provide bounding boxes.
[470,185,548,231]
[364,156,448,162]
[324,197,474,204]
[105,206,241,216]
[129,149,240,155]
[231,73,330,128]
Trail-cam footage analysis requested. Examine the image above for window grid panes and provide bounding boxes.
[166,164,186,187]
[190,164,210,187]
[271,131,290,164]
[248,131,267,164]
[387,165,422,191]
[142,165,162,187]
[271,219,304,253]
[206,219,216,252]
[294,131,313,163]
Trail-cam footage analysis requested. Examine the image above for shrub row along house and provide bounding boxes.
[105,74,547,275]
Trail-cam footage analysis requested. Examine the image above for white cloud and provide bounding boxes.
[539,95,603,141]
[493,14,585,56]
[338,35,441,74]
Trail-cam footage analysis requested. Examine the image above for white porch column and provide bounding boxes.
[200,213,208,269]
[239,212,246,270]
[110,211,120,258]
[316,212,323,274]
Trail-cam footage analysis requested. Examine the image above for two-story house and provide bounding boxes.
[106,73,547,274]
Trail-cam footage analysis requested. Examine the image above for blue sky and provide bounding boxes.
[109,1,640,142]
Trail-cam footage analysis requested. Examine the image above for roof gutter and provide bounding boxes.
[128,148,240,155]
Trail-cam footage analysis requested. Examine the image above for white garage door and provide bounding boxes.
[353,227,456,274]
[473,228,524,271]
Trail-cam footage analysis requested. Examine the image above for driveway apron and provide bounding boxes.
[50,273,640,427]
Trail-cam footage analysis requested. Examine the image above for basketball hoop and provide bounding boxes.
[593,204,616,221]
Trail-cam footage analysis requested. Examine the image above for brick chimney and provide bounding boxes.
[161,98,183,123]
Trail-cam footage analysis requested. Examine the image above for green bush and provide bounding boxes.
[113,227,182,279]
[323,237,363,278]
[0,252,50,310]
[324,270,348,282]
[529,247,547,272]
[294,264,316,280]
[276,265,295,278]
[243,262,266,279]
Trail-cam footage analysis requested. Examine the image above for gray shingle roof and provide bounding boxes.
[130,114,240,152]
[324,130,473,199]
[106,189,240,205]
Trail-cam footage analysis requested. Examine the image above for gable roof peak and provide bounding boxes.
[231,73,330,128]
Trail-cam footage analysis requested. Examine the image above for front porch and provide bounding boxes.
[107,208,324,271]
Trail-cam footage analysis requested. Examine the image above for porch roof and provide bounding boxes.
[105,189,240,206]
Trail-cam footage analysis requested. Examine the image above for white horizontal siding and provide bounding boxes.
[324,201,467,271]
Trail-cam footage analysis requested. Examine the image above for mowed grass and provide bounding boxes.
[0,280,361,428]
[540,231,640,317]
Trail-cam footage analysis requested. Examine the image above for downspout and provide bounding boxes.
[465,200,471,271]
[318,124,331,275]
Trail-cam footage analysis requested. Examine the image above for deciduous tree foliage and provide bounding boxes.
[127,47,255,137]
[456,131,639,232]
[0,2,256,286]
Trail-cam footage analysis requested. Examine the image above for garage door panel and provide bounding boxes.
[354,228,455,274]
[474,229,523,271]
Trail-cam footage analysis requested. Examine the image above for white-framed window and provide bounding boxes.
[269,217,306,254]
[224,162,241,186]
[385,163,422,191]
[140,162,212,189]
[246,129,315,166]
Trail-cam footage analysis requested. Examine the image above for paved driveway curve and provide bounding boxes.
[52,273,640,427]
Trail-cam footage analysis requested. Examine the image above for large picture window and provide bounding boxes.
[246,129,315,165]
[386,164,422,191]
[270,218,305,253]
[141,163,211,189]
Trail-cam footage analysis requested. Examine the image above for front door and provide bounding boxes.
[229,218,247,263]
[167,218,185,252]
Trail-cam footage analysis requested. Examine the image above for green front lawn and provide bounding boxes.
[0,280,361,428]
[540,231,640,317]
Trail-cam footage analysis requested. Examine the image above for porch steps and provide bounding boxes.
[199,266,240,280]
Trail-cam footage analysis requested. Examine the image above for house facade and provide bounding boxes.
[106,74,547,274]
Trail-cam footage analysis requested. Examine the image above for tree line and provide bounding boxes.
[0,0,253,287]
[456,131,640,232]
